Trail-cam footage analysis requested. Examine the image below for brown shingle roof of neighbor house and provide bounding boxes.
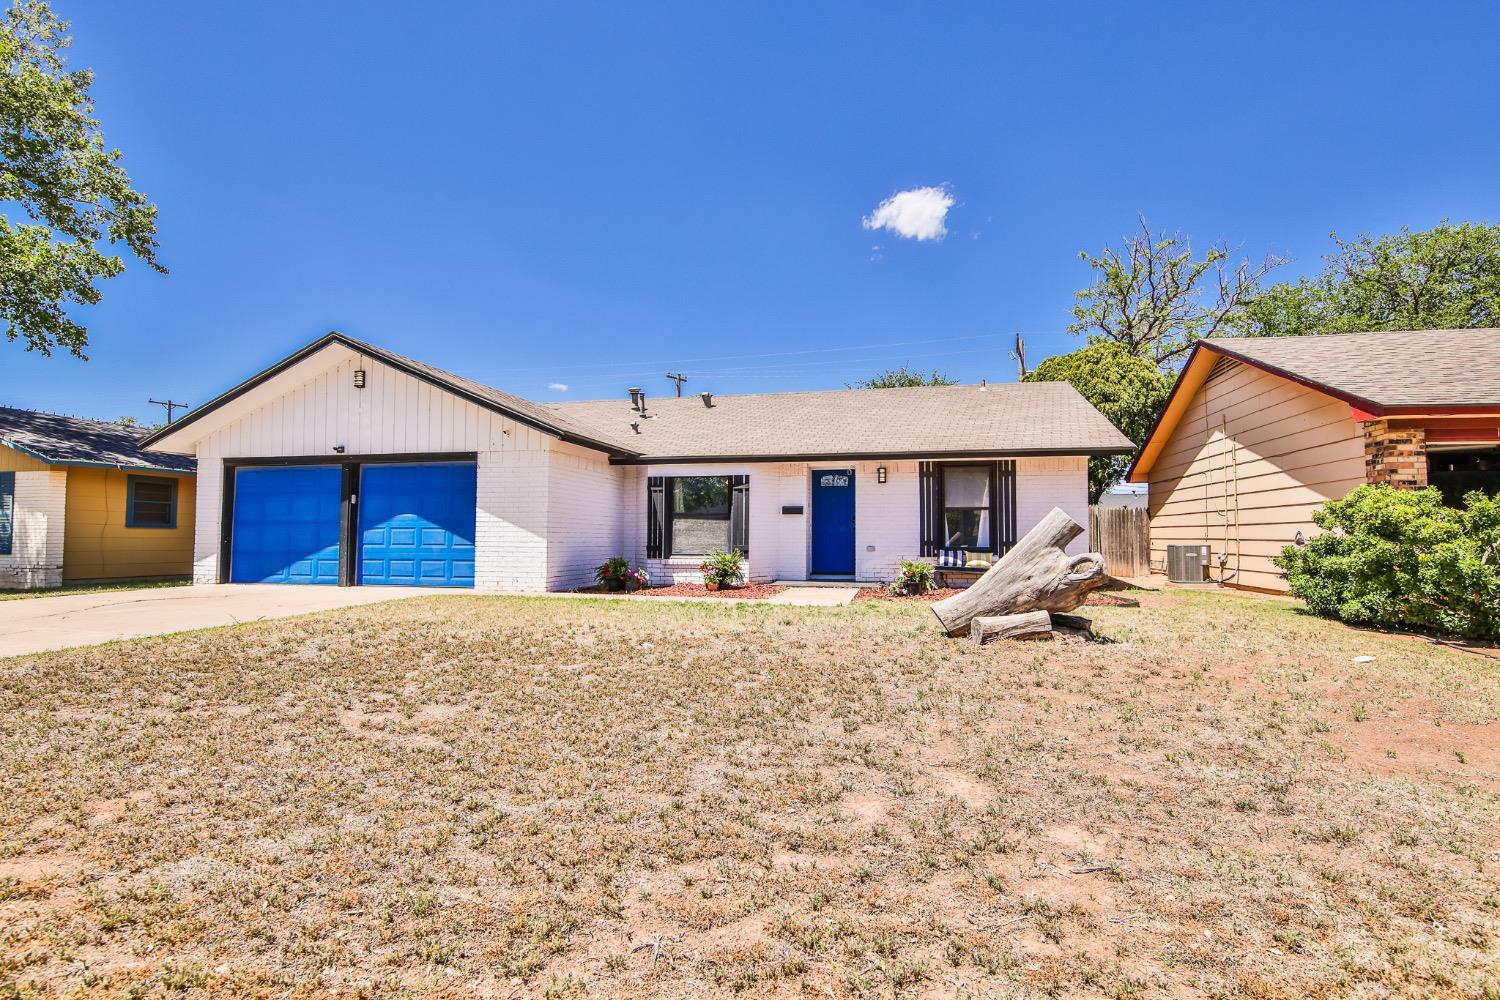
[549,382,1136,462]
[0,406,196,474]
[140,331,1135,462]
[1199,328,1500,411]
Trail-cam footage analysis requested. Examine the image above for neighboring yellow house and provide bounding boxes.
[0,406,196,589]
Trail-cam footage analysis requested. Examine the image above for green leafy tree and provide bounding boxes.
[847,365,956,389]
[1236,222,1500,337]
[1023,341,1174,502]
[1070,217,1285,366]
[1275,484,1500,640]
[0,0,163,358]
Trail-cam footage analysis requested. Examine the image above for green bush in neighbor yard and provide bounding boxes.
[1275,484,1500,639]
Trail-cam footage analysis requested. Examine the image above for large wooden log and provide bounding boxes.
[932,507,1109,637]
[971,611,1053,644]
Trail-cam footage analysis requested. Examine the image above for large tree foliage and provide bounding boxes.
[1023,341,1173,503]
[1236,222,1500,337]
[0,0,162,358]
[1069,217,1285,366]
[847,365,957,389]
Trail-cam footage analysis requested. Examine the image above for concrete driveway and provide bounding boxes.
[0,584,437,657]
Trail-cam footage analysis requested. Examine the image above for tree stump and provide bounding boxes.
[970,611,1053,644]
[932,508,1109,637]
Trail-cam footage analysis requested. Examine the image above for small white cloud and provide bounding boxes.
[862,186,954,241]
[547,382,569,392]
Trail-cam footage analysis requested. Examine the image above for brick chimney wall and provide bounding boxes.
[1363,419,1428,489]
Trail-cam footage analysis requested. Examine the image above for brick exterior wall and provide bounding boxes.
[0,469,67,589]
[1363,419,1428,489]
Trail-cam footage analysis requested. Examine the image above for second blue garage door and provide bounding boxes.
[358,462,477,587]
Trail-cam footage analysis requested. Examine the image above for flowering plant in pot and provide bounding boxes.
[700,548,745,591]
[888,558,936,597]
[594,556,634,592]
[623,567,649,592]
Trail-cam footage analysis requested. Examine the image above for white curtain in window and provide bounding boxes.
[944,466,991,508]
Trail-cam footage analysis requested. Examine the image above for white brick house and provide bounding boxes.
[144,332,1133,591]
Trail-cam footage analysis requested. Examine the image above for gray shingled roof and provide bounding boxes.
[549,382,1134,461]
[0,406,196,473]
[141,332,1134,462]
[1203,329,1500,410]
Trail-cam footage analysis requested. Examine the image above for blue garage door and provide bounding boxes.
[231,466,342,584]
[358,462,477,587]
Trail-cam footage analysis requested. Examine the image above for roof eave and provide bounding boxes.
[611,445,1135,466]
[0,438,194,475]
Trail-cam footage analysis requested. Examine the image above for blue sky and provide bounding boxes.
[7,1,1500,422]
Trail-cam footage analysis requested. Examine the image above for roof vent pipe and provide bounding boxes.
[637,391,648,416]
[628,387,642,410]
[700,391,714,408]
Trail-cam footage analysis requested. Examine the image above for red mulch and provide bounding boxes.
[1084,591,1142,607]
[854,587,1143,606]
[579,583,788,599]
[853,587,964,602]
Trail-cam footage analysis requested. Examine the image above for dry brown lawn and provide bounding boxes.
[2,590,1498,999]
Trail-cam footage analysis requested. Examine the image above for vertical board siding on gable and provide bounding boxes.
[189,353,557,590]
[0,469,67,589]
[1145,359,1364,592]
[62,469,196,582]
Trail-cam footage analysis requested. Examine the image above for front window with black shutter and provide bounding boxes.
[941,464,993,550]
[670,476,731,555]
[647,474,749,558]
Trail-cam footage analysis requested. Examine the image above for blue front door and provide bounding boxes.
[231,466,342,584]
[811,468,855,576]
[358,462,477,587]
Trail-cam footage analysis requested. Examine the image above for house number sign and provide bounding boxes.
[819,474,850,487]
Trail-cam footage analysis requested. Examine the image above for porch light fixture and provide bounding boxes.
[353,368,366,389]
[333,445,346,454]
[877,466,887,484]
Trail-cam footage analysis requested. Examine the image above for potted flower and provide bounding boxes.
[888,558,936,597]
[624,567,650,592]
[699,548,745,591]
[594,555,633,592]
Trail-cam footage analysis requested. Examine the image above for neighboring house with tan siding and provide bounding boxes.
[1128,329,1500,592]
[0,407,196,589]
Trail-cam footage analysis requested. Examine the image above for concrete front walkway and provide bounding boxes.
[0,584,435,657]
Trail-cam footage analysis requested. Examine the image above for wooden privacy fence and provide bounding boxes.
[1089,505,1150,579]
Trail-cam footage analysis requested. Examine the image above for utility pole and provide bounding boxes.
[149,398,190,423]
[665,371,688,397]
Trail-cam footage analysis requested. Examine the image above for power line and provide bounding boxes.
[452,331,1012,378]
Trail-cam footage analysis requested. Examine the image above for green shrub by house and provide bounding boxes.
[1275,484,1500,640]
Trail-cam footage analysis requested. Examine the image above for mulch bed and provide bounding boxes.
[853,587,964,602]
[854,588,1142,606]
[579,583,788,599]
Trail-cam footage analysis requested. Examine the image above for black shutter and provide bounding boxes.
[994,460,1016,556]
[647,476,666,558]
[729,475,749,554]
[0,471,12,555]
[918,462,942,556]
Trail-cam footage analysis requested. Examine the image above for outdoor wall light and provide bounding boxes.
[353,368,366,389]
[333,445,346,454]
[877,466,887,484]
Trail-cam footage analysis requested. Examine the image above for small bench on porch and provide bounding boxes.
[908,550,997,589]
